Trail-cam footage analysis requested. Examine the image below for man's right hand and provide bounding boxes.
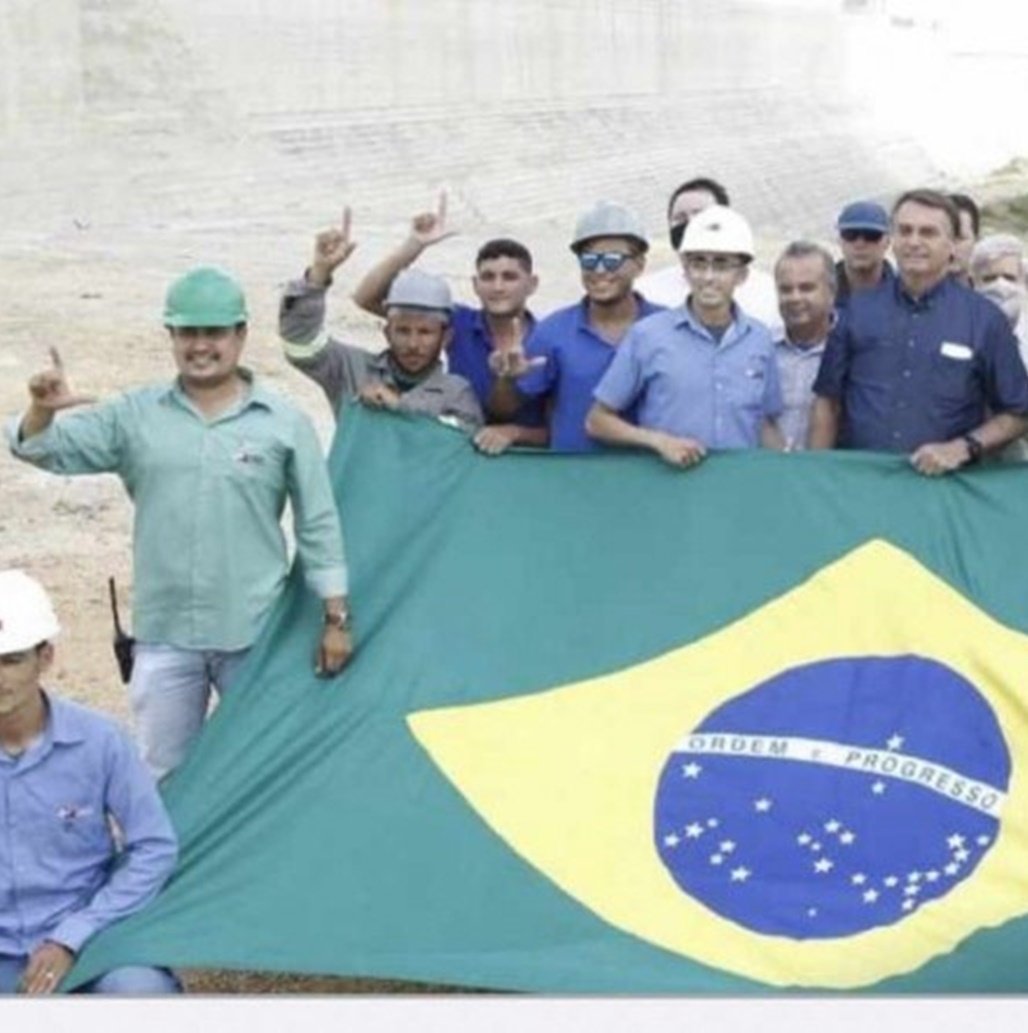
[407,191,458,251]
[310,206,358,287]
[487,348,546,381]
[650,431,706,469]
[24,348,95,434]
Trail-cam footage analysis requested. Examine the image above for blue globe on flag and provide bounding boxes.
[654,656,1009,938]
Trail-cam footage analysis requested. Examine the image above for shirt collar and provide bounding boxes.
[45,693,88,746]
[675,300,752,342]
[896,272,952,309]
[163,367,273,414]
[373,351,446,389]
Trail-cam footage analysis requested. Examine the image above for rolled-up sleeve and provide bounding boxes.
[593,328,644,413]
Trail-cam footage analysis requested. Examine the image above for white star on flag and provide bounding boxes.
[710,854,723,865]
[706,819,719,828]
[886,734,904,750]
[719,840,736,853]
[663,833,680,847]
[851,873,867,885]
[730,867,751,882]
[944,862,960,876]
[797,833,812,845]
[754,798,772,812]
[884,876,899,888]
[904,885,920,897]
[902,899,916,912]
[863,889,879,903]
[871,781,886,795]
[682,763,702,779]
[839,831,856,845]
[954,848,969,862]
[685,823,704,839]
[813,858,834,874]
[977,835,990,846]
[947,834,965,849]
[925,871,940,882]
[824,820,841,833]
[907,871,922,883]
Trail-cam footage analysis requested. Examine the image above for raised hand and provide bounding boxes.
[407,191,458,250]
[310,206,358,285]
[487,345,546,381]
[27,347,96,414]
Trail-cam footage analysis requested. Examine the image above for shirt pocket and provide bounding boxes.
[737,357,770,413]
[214,430,288,496]
[30,798,112,870]
[931,347,976,405]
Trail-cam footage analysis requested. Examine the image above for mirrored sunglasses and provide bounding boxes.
[578,251,634,273]
[840,229,885,244]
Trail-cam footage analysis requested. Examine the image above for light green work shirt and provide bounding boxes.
[7,374,347,650]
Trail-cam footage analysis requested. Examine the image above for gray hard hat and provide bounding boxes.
[570,201,649,253]
[384,269,453,314]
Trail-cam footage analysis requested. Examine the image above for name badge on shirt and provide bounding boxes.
[233,442,266,465]
[940,342,973,361]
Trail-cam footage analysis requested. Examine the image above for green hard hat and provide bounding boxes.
[163,266,248,328]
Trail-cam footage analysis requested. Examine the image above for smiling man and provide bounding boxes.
[487,201,663,452]
[810,189,1028,473]
[348,196,543,454]
[773,241,837,450]
[0,570,179,995]
[7,267,352,778]
[585,205,783,466]
[834,200,894,314]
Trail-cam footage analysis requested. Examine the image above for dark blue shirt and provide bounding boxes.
[813,275,1028,452]
[517,294,665,452]
[834,260,896,316]
[449,304,545,428]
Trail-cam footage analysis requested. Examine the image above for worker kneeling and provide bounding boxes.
[0,571,179,995]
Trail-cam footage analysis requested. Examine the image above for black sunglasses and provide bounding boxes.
[841,229,885,244]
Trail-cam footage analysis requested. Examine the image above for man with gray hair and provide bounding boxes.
[773,241,837,450]
[970,234,1028,461]
[279,212,482,430]
[970,234,1028,353]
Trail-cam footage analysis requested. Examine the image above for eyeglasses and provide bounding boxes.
[840,229,885,244]
[577,251,636,273]
[684,255,744,274]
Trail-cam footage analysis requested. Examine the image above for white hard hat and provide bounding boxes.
[570,201,649,253]
[385,269,453,315]
[679,205,755,260]
[0,570,60,653]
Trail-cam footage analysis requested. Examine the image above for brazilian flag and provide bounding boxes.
[72,408,1028,992]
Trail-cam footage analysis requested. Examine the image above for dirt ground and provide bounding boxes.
[2,168,1027,993]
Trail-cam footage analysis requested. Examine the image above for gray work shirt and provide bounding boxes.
[279,277,483,430]
[774,337,826,450]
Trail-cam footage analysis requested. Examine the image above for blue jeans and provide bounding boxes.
[129,643,250,780]
[0,955,181,994]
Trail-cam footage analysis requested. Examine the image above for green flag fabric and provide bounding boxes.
[71,408,1028,992]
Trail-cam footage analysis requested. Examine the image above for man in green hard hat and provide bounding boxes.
[7,267,353,779]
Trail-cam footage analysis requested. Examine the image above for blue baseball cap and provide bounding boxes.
[837,201,889,233]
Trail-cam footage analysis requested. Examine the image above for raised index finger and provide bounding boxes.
[437,190,448,225]
[341,205,352,241]
[49,346,64,372]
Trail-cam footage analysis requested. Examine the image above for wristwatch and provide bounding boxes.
[962,433,983,465]
[323,608,351,630]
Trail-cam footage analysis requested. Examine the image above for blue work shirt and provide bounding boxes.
[517,294,664,452]
[0,695,177,956]
[594,304,782,449]
[449,304,545,428]
[814,275,1028,452]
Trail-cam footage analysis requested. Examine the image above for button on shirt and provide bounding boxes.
[517,294,664,452]
[0,696,177,956]
[813,275,1028,452]
[7,375,348,650]
[449,304,545,428]
[774,337,826,450]
[594,304,782,448]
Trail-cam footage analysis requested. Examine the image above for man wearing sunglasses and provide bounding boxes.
[488,201,663,452]
[586,206,783,466]
[834,201,894,314]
